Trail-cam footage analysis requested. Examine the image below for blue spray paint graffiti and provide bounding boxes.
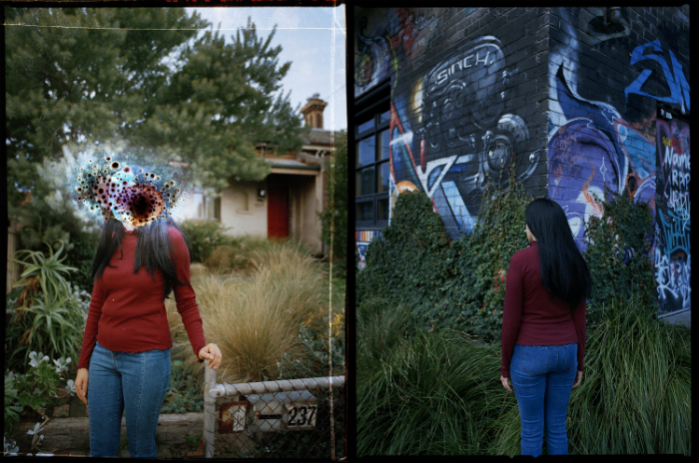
[625,40,691,114]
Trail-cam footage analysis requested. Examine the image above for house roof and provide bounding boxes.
[266,158,320,171]
[301,128,338,147]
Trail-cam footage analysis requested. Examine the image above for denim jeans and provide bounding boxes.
[509,343,578,457]
[87,341,170,457]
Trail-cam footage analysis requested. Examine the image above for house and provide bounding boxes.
[176,95,337,256]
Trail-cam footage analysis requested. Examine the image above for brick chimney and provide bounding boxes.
[300,94,328,129]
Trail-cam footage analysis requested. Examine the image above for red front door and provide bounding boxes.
[267,176,289,238]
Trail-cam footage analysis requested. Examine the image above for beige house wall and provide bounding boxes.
[289,174,323,255]
[220,180,267,237]
[174,168,327,256]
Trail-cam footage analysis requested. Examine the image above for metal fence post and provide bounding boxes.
[203,364,216,458]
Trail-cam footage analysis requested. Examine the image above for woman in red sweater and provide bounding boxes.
[72,160,221,457]
[500,198,592,456]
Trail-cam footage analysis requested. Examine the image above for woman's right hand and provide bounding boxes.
[572,370,583,389]
[75,368,89,405]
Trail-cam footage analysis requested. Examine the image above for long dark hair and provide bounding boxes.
[525,198,592,311]
[89,215,192,300]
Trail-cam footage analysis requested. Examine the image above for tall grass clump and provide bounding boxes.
[489,296,691,456]
[203,236,314,276]
[357,297,516,456]
[167,240,328,388]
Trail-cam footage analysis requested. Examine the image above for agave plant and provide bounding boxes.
[10,242,77,303]
[8,242,83,371]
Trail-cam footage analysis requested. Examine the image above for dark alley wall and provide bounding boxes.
[547,6,690,313]
[354,6,690,315]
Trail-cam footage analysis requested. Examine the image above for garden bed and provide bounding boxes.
[11,412,204,455]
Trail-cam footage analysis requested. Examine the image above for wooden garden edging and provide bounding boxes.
[11,412,204,451]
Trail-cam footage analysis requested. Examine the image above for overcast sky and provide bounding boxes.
[188,6,347,132]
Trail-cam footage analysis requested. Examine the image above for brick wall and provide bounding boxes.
[355,7,551,239]
[547,6,690,313]
[355,6,690,314]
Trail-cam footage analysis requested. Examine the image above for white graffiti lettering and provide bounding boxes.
[663,145,690,170]
[436,51,491,85]
[667,190,690,212]
[654,247,691,310]
[671,169,691,190]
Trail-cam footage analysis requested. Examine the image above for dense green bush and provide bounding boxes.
[63,230,100,294]
[583,187,657,325]
[356,297,516,456]
[179,219,234,263]
[357,162,534,342]
[355,189,452,332]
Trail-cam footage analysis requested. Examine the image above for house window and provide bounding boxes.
[355,86,390,229]
[194,188,221,221]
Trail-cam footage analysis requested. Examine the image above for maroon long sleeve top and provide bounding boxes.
[500,241,586,378]
[77,226,206,369]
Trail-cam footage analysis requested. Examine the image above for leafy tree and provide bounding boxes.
[319,130,347,271]
[5,7,307,264]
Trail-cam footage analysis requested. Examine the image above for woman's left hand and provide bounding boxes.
[198,343,222,369]
[500,375,513,393]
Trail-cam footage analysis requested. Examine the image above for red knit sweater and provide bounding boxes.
[500,241,586,378]
[77,226,206,370]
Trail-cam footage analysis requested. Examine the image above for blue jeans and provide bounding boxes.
[510,343,578,457]
[87,341,171,457]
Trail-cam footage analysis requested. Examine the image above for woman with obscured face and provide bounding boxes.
[500,198,592,456]
[72,160,222,457]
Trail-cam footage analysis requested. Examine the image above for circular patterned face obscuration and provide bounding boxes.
[74,158,182,228]
[126,184,164,226]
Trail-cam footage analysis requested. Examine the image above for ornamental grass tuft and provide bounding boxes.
[358,296,691,456]
[166,240,328,388]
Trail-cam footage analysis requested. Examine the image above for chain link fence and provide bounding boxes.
[202,365,345,459]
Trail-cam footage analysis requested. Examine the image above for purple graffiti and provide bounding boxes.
[548,66,658,253]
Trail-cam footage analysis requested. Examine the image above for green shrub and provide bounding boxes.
[4,375,23,435]
[447,163,534,342]
[63,229,99,294]
[356,189,452,332]
[179,219,233,263]
[161,360,204,414]
[357,161,536,342]
[583,187,657,325]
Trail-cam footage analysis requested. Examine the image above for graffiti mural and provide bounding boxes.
[390,35,544,239]
[548,66,657,250]
[625,40,691,114]
[355,16,392,96]
[355,230,383,270]
[654,117,690,312]
[548,7,690,315]
[354,8,448,98]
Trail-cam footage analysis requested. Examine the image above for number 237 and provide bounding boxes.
[288,405,316,427]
